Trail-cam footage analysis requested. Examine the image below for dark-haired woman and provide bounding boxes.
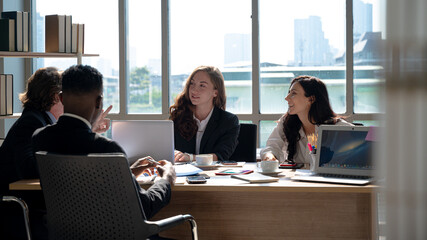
[260,75,352,165]
[169,66,239,162]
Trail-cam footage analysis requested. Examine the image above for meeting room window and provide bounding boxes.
[34,0,119,113]
[353,0,386,114]
[169,0,252,114]
[28,0,385,147]
[259,0,346,114]
[127,0,162,114]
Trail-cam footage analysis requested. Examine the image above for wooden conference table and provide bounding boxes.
[9,163,377,240]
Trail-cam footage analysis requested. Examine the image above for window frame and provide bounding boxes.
[28,0,382,146]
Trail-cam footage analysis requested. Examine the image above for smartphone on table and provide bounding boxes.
[221,160,238,165]
[186,176,207,184]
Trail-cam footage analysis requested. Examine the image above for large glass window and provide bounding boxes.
[259,0,346,114]
[128,1,162,114]
[169,0,252,114]
[353,0,386,113]
[35,0,119,113]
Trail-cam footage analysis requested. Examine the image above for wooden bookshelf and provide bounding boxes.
[0,52,99,64]
[0,113,21,119]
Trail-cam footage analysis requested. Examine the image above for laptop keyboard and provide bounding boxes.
[318,173,371,180]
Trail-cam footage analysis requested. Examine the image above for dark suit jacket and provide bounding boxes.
[0,107,53,192]
[174,107,240,161]
[32,115,171,219]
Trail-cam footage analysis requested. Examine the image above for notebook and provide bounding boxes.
[291,125,375,185]
[111,120,175,164]
[231,173,279,183]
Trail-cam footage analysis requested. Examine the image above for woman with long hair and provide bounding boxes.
[169,66,239,162]
[260,75,352,165]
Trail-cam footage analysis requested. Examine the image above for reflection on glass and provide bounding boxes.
[169,0,252,114]
[259,0,346,114]
[35,0,119,113]
[353,0,386,113]
[128,0,162,114]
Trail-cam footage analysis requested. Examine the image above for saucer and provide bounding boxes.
[257,170,282,175]
[191,162,219,169]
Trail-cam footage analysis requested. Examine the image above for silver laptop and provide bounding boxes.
[111,120,175,164]
[292,125,375,185]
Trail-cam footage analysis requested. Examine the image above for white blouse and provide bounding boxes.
[260,117,352,164]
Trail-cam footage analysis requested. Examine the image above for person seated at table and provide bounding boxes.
[169,65,239,163]
[260,75,352,165]
[0,67,62,240]
[32,64,176,220]
[0,67,112,192]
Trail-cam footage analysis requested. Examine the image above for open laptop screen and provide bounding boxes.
[111,120,175,165]
[316,125,374,176]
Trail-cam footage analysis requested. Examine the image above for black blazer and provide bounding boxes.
[174,107,240,161]
[32,115,171,219]
[0,107,53,192]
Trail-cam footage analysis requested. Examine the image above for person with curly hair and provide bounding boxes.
[169,66,239,163]
[261,75,352,165]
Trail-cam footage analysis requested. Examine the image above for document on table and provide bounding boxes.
[174,164,203,177]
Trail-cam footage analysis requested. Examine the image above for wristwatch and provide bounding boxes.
[186,153,195,162]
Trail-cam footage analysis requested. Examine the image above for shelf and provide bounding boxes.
[0,113,21,120]
[0,52,99,58]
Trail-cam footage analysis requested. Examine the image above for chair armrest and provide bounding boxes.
[145,214,197,239]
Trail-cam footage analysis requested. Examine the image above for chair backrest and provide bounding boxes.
[229,123,257,162]
[36,152,152,240]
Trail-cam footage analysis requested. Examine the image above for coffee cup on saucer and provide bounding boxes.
[196,154,213,166]
[260,160,279,173]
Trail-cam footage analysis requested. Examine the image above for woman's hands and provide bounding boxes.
[174,150,191,162]
[262,152,277,161]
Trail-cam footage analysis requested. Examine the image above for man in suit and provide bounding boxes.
[0,67,62,240]
[0,67,62,191]
[32,64,175,220]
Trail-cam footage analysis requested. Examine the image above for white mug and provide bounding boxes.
[196,154,213,166]
[260,160,279,173]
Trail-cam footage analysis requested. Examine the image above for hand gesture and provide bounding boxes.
[92,105,113,133]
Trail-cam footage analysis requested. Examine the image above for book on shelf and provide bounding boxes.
[1,11,23,51]
[45,14,66,53]
[23,12,29,51]
[71,23,78,53]
[77,23,84,53]
[5,74,13,115]
[65,15,72,53]
[0,74,13,116]
[0,18,15,51]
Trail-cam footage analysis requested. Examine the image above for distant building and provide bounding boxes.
[224,33,251,65]
[335,32,386,66]
[353,0,373,43]
[294,16,334,66]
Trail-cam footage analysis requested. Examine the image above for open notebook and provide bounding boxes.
[292,125,375,185]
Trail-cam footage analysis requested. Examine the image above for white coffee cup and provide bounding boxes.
[196,154,213,166]
[260,160,279,173]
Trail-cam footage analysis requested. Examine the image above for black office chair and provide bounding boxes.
[229,123,257,162]
[35,151,198,240]
[1,195,32,240]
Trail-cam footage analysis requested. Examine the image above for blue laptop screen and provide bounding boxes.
[318,130,373,170]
